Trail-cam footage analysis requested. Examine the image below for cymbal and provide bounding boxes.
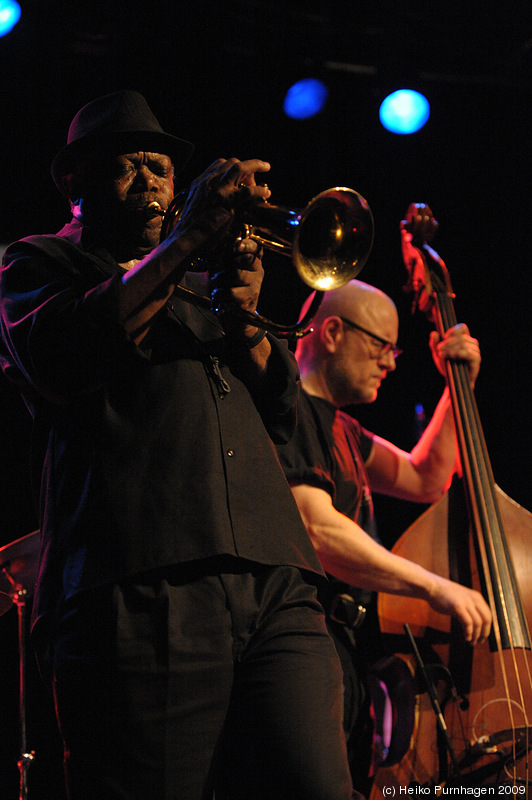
[0,531,40,601]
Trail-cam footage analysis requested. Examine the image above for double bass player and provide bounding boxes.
[276,261,492,794]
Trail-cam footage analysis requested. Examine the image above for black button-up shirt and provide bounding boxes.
[0,220,323,630]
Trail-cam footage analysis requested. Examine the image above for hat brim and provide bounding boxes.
[51,129,195,195]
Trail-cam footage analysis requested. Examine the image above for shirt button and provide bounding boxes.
[227,449,234,457]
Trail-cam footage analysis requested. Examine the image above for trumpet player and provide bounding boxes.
[0,91,360,800]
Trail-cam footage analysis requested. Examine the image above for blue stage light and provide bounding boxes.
[0,0,21,37]
[284,78,328,120]
[379,89,430,134]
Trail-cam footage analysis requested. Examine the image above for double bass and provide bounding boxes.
[370,204,532,794]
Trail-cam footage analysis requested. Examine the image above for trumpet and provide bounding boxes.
[148,186,374,338]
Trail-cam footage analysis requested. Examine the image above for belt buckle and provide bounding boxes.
[329,593,366,630]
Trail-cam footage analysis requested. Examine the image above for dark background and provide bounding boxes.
[0,2,531,797]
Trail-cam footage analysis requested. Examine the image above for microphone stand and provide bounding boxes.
[3,568,35,800]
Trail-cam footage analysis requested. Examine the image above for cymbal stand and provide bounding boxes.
[2,566,35,800]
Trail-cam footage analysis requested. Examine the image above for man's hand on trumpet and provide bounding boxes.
[174,157,272,242]
[210,232,272,365]
[210,233,265,331]
[173,158,273,348]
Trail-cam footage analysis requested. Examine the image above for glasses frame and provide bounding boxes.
[339,316,403,359]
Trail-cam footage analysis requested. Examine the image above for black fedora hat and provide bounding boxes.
[51,90,195,194]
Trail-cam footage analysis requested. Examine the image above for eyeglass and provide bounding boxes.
[339,316,403,359]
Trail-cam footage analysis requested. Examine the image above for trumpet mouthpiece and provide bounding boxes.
[146,201,165,218]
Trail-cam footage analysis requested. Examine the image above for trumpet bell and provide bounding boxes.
[292,187,374,291]
[236,187,374,292]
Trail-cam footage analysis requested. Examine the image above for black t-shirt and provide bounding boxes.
[277,389,379,610]
[277,390,376,533]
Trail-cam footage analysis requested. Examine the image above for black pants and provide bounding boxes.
[326,619,374,798]
[40,561,354,800]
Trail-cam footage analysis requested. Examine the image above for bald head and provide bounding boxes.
[295,280,400,406]
[296,280,397,362]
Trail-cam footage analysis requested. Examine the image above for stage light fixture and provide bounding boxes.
[284,78,328,120]
[0,0,20,37]
[379,89,430,134]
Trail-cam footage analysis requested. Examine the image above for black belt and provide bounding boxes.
[328,592,367,630]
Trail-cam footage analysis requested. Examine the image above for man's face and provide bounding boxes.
[107,151,175,245]
[108,152,174,207]
[326,295,400,406]
[76,151,175,255]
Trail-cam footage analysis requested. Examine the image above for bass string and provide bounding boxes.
[435,287,531,790]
